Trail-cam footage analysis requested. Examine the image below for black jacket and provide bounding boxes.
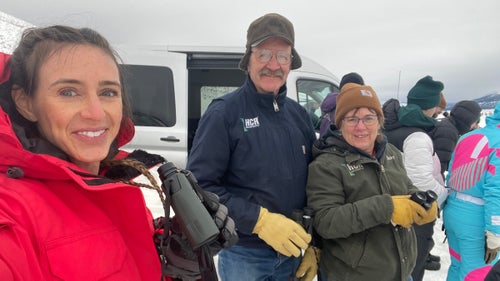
[429,100,481,175]
[428,118,460,175]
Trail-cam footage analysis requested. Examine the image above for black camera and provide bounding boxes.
[410,190,438,210]
[291,207,315,235]
[158,162,219,249]
[290,207,318,281]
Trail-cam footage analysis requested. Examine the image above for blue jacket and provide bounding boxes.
[187,77,316,248]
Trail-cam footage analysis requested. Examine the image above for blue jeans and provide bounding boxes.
[218,245,299,281]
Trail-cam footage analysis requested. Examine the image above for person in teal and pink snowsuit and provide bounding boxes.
[443,102,500,280]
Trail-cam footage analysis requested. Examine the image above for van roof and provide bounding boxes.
[115,44,338,81]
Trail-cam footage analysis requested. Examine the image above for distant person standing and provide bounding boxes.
[424,92,449,271]
[425,99,481,272]
[383,75,448,281]
[187,13,319,281]
[431,100,482,177]
[443,101,500,281]
[318,72,364,137]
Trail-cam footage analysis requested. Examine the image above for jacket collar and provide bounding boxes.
[398,104,436,129]
[244,76,288,110]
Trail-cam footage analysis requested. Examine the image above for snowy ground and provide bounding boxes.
[424,216,450,281]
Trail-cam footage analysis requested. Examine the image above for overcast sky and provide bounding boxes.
[1,0,499,103]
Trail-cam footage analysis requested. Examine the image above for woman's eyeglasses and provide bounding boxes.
[343,115,378,127]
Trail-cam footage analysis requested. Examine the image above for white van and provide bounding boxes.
[117,45,339,168]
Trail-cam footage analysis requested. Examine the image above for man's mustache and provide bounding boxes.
[259,69,284,79]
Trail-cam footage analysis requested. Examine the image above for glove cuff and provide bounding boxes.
[487,230,500,249]
[252,207,269,234]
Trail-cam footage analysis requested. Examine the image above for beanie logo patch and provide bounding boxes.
[360,89,373,97]
[241,117,260,132]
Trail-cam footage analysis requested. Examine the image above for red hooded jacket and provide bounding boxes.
[0,51,167,280]
[0,107,167,280]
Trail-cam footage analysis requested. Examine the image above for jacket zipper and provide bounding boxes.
[273,98,279,112]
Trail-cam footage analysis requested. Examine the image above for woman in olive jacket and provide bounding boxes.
[306,83,437,281]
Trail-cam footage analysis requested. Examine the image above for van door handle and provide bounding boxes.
[160,136,180,142]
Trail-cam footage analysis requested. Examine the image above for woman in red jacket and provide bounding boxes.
[0,25,235,281]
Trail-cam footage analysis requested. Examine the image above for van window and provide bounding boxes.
[200,86,239,115]
[187,67,246,151]
[122,64,176,127]
[296,79,338,130]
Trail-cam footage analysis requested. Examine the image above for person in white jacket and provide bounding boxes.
[383,75,449,281]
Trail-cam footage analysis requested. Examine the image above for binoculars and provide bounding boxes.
[158,162,219,249]
[410,190,438,210]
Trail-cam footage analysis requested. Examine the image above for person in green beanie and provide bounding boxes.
[383,75,449,281]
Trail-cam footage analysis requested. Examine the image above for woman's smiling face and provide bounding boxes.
[14,44,123,173]
[340,107,381,155]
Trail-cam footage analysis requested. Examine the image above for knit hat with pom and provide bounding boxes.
[407,76,443,110]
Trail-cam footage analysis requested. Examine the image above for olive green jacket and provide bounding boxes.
[307,131,419,281]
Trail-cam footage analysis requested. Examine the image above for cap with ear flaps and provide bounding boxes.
[334,83,383,128]
[239,13,302,71]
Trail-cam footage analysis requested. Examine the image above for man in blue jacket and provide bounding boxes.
[187,13,318,281]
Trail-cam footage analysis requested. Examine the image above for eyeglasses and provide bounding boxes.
[252,49,292,65]
[343,115,378,127]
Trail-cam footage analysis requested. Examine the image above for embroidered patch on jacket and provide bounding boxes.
[241,117,260,132]
[342,163,364,176]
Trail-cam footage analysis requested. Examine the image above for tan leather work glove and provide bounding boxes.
[295,246,320,281]
[414,201,438,225]
[485,230,500,264]
[252,207,311,257]
[391,195,427,228]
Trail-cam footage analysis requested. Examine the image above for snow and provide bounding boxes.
[0,11,32,53]
[424,217,450,281]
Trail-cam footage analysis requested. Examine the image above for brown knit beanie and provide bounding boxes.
[335,83,383,128]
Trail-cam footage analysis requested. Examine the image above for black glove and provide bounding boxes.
[164,218,202,281]
[201,191,238,254]
[153,192,238,280]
